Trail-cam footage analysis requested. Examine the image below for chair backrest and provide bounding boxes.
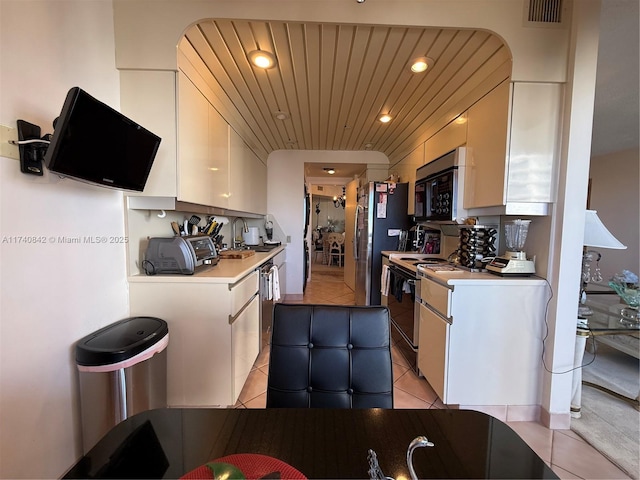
[266,304,393,408]
[327,232,344,245]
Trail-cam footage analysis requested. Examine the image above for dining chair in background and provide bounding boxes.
[312,230,324,263]
[327,233,344,266]
[266,303,393,408]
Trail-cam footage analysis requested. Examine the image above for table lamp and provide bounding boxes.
[578,210,627,317]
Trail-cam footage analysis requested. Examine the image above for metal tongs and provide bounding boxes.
[368,436,435,480]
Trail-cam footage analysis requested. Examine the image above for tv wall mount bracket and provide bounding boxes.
[11,119,52,176]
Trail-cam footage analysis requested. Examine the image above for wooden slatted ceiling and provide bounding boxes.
[180,19,511,164]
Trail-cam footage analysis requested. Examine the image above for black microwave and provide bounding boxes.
[414,148,466,222]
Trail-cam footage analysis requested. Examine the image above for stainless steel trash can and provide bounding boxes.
[76,316,169,453]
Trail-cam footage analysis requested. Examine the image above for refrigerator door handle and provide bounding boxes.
[353,204,362,259]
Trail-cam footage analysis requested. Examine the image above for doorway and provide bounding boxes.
[310,186,345,280]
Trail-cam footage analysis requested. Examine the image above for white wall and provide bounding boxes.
[0,2,128,478]
[112,0,570,84]
[589,147,640,281]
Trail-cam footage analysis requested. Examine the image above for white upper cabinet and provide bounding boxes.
[120,70,178,198]
[229,128,267,214]
[464,79,511,209]
[464,79,563,215]
[506,82,563,205]
[177,73,228,207]
[120,68,267,215]
[207,100,231,209]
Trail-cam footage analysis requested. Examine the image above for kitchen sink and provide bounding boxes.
[250,246,279,252]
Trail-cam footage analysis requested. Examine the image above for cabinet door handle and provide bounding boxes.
[420,300,452,324]
[353,204,363,259]
[229,292,258,325]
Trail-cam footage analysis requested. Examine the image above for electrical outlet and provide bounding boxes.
[286,235,291,243]
[0,125,19,160]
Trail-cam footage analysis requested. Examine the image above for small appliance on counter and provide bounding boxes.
[404,225,442,254]
[455,224,497,271]
[242,227,260,246]
[263,220,281,246]
[143,236,218,275]
[487,219,536,276]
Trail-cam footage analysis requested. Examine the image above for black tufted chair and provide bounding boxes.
[266,303,393,408]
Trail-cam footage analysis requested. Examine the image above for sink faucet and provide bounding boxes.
[232,217,248,249]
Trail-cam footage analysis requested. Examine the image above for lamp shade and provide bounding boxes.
[583,210,627,249]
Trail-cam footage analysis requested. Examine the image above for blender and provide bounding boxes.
[487,219,536,276]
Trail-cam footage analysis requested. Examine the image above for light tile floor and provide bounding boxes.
[236,270,631,480]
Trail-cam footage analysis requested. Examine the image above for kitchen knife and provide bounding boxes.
[203,217,215,234]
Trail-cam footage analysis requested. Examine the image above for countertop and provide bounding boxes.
[382,250,547,287]
[418,266,548,287]
[129,246,285,284]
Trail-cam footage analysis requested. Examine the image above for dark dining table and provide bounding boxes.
[64,407,558,479]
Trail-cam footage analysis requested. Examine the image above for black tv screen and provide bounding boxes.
[44,87,161,192]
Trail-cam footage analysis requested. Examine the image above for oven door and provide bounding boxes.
[387,265,418,347]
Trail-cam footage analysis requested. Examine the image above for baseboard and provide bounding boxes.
[540,406,572,430]
[283,294,303,302]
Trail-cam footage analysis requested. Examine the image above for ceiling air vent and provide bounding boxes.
[525,0,563,25]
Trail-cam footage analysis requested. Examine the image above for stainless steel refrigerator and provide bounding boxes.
[354,182,410,305]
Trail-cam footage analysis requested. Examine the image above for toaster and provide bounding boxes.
[143,236,218,275]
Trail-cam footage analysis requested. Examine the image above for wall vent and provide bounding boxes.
[526,0,563,24]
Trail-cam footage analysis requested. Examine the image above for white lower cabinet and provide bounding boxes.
[129,271,260,407]
[418,304,449,401]
[418,275,548,408]
[231,294,260,402]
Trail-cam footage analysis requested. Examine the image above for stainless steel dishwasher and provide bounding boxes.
[259,260,274,351]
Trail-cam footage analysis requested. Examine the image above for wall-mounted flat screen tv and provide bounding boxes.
[44,87,161,192]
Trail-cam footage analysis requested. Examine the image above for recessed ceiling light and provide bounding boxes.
[323,168,336,175]
[378,114,392,123]
[273,111,290,120]
[409,56,434,73]
[248,50,277,69]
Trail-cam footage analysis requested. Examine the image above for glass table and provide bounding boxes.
[571,292,639,418]
[63,408,558,479]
